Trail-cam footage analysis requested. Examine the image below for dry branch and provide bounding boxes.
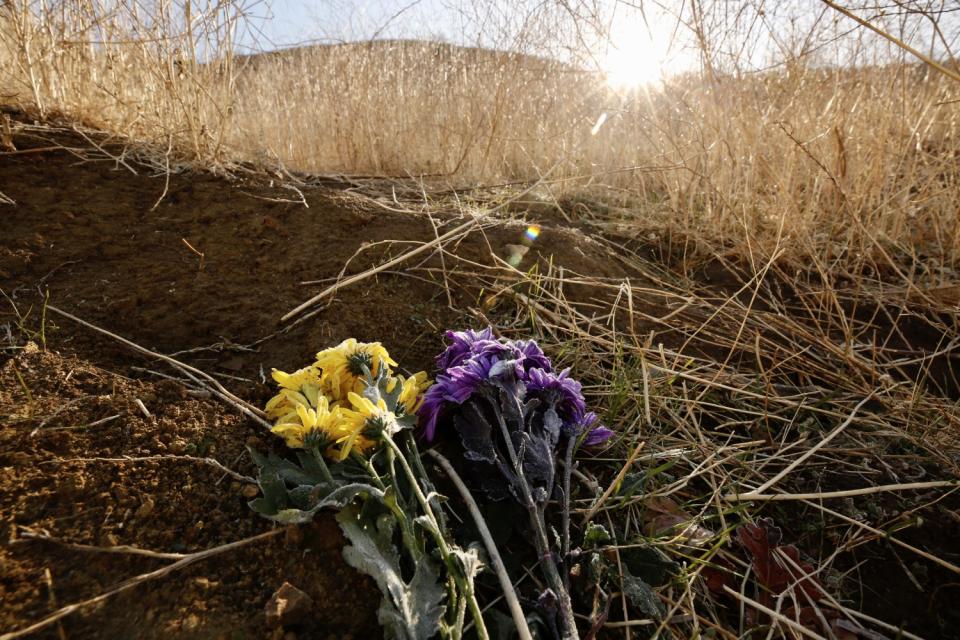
[0,529,282,640]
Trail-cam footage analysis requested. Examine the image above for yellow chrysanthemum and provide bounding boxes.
[271,396,340,450]
[332,392,398,461]
[314,338,398,401]
[388,371,431,415]
[264,365,324,421]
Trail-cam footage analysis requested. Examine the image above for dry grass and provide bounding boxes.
[2,1,959,637]
[395,211,960,637]
[265,185,959,635]
[3,3,960,267]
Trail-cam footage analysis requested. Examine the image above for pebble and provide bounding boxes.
[264,582,313,628]
[193,577,218,590]
[135,497,155,518]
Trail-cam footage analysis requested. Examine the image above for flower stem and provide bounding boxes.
[403,431,449,534]
[384,437,489,640]
[384,444,426,561]
[309,446,336,485]
[427,449,534,640]
[562,434,576,594]
[354,450,423,560]
[494,393,580,640]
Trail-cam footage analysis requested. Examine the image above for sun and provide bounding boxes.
[601,12,687,89]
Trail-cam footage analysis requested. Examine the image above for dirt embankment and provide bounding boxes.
[0,119,634,638]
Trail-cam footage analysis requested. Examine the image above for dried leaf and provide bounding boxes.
[736,518,825,601]
[643,496,714,546]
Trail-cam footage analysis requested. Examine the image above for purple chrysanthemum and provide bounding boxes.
[420,351,504,440]
[435,328,552,376]
[436,327,497,371]
[513,339,553,374]
[526,368,586,427]
[578,412,614,446]
[420,328,613,445]
[420,330,554,441]
[526,369,613,446]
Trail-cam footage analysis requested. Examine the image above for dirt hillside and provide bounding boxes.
[0,116,639,639]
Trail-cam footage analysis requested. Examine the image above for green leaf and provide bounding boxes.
[614,472,644,500]
[413,514,440,539]
[248,469,288,517]
[295,450,327,479]
[248,446,386,523]
[621,570,665,620]
[583,522,612,548]
[338,504,446,640]
[287,484,318,510]
[396,414,417,430]
[248,447,270,469]
[251,482,384,524]
[249,446,327,486]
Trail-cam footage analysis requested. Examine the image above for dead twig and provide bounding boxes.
[16,526,188,560]
[0,529,282,640]
[39,454,256,484]
[280,216,480,322]
[44,304,270,429]
[728,480,959,502]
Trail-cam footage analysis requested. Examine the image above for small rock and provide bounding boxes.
[242,484,260,499]
[135,497,155,518]
[183,613,200,630]
[265,582,313,628]
[193,577,218,590]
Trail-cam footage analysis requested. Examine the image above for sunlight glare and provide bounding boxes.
[602,12,683,89]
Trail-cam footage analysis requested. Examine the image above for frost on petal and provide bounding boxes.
[436,327,496,370]
[525,368,587,431]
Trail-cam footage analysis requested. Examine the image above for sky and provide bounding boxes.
[239,0,478,51]
[233,1,960,85]
[235,0,704,84]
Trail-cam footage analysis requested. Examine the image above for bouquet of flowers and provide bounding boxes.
[248,330,612,640]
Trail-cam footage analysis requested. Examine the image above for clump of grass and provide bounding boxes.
[458,234,959,637]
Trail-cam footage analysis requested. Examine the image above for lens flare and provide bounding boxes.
[506,225,542,267]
